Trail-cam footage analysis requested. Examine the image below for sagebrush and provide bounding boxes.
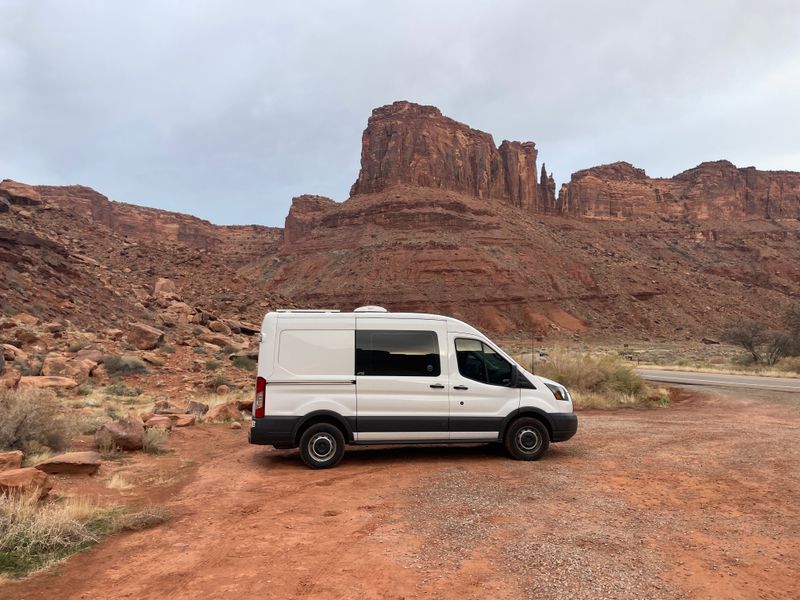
[0,389,74,453]
[533,347,669,409]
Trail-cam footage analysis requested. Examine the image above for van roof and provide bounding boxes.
[264,310,484,336]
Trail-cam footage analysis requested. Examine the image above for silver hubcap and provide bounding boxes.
[516,427,541,453]
[308,433,336,462]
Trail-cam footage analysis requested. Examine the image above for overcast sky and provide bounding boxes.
[1,1,798,226]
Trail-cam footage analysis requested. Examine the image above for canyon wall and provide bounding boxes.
[558,160,800,220]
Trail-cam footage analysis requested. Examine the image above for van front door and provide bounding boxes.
[448,335,520,440]
[354,319,449,442]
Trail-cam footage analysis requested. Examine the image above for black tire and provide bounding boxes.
[504,417,550,461]
[299,423,346,469]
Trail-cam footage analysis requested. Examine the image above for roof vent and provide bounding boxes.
[354,305,388,313]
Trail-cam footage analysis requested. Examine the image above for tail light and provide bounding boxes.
[254,376,266,418]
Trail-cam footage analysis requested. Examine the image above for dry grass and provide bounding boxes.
[635,362,800,379]
[142,428,169,455]
[528,346,670,409]
[0,389,76,454]
[106,473,134,491]
[0,494,169,577]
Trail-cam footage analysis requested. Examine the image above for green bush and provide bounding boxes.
[0,389,74,453]
[103,355,147,376]
[204,359,221,371]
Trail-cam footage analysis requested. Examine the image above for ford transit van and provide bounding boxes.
[249,307,577,468]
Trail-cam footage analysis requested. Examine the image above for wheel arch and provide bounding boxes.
[501,408,554,442]
[292,411,354,444]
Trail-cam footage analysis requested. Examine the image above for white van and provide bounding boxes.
[249,307,577,468]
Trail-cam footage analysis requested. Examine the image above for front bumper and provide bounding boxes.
[248,416,299,446]
[549,413,578,442]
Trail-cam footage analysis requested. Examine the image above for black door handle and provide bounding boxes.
[453,385,469,390]
[430,383,445,389]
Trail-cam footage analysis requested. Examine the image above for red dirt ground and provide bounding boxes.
[3,388,799,599]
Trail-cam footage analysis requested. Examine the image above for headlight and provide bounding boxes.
[544,382,570,402]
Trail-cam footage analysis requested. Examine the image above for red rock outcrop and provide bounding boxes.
[350,101,552,212]
[559,160,800,220]
[284,195,338,243]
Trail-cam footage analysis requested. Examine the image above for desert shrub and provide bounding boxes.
[231,355,257,372]
[75,383,93,396]
[142,428,169,455]
[192,347,208,355]
[535,347,668,409]
[105,382,143,397]
[103,355,147,377]
[209,374,231,389]
[0,494,169,577]
[220,345,238,356]
[0,389,74,453]
[158,344,175,354]
[13,356,42,377]
[776,356,800,374]
[204,359,221,371]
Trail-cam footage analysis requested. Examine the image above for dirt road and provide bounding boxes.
[4,389,799,600]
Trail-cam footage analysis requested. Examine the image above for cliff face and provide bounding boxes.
[33,184,282,252]
[350,101,552,212]
[559,160,800,220]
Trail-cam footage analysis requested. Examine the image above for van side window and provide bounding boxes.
[455,338,513,386]
[356,330,441,377]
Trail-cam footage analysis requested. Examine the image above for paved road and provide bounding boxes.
[637,368,800,393]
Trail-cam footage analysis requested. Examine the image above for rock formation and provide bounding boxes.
[350,101,552,212]
[559,160,800,220]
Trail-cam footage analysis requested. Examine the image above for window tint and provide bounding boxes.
[356,330,441,377]
[455,338,514,386]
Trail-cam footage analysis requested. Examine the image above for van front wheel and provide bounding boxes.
[299,423,345,469]
[505,417,549,461]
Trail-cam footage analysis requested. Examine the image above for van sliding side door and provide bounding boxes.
[354,319,449,442]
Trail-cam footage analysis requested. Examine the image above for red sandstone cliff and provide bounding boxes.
[350,101,552,212]
[558,160,800,220]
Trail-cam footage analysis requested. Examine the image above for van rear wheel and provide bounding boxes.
[504,417,549,461]
[299,423,345,469]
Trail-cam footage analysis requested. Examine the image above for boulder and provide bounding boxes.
[186,399,209,416]
[0,197,9,212]
[230,422,242,430]
[205,401,243,422]
[153,399,187,414]
[144,415,173,430]
[223,320,259,335]
[141,352,166,367]
[95,416,145,451]
[13,312,39,326]
[208,320,231,335]
[127,322,164,350]
[18,376,78,390]
[197,333,237,349]
[215,384,230,395]
[35,451,101,475]
[104,328,124,340]
[41,355,96,384]
[0,467,52,498]
[173,414,196,427]
[1,343,26,362]
[236,396,254,411]
[153,277,177,297]
[0,450,24,472]
[75,347,105,363]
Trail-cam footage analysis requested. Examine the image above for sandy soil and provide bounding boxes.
[3,388,799,600]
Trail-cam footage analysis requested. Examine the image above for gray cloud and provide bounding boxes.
[1,0,798,225]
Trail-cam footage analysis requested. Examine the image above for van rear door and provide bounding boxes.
[354,318,449,442]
